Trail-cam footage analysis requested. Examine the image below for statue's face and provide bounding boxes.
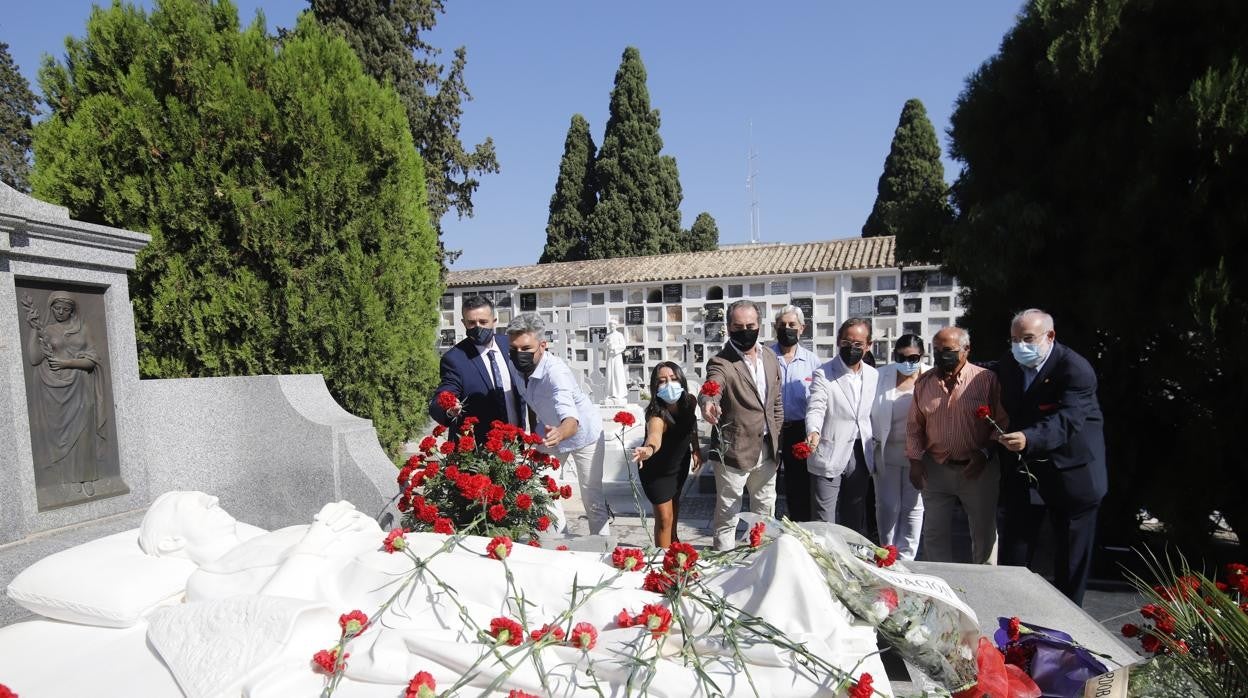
[177,493,243,564]
[51,300,74,323]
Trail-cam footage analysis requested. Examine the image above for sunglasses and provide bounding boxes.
[894,355,923,364]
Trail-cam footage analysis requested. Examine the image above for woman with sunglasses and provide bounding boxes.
[869,334,928,560]
[632,361,703,547]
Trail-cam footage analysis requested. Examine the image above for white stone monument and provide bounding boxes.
[604,318,627,405]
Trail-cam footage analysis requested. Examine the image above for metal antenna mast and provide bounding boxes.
[746,121,760,244]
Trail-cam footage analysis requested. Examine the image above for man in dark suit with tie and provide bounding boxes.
[995,309,1107,605]
[428,295,525,442]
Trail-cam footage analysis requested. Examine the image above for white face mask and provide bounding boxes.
[895,359,920,376]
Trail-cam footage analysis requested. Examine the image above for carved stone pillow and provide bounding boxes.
[7,527,258,628]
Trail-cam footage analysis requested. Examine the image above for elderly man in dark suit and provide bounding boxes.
[699,300,785,550]
[996,309,1107,605]
[428,295,525,443]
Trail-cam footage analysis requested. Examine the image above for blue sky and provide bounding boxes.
[4,1,1025,270]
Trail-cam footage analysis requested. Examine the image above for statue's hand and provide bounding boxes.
[47,357,63,370]
[295,501,381,555]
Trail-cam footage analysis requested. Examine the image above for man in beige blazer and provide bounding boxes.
[700,300,785,550]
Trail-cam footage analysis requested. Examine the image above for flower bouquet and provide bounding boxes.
[782,518,981,693]
[992,616,1107,697]
[399,416,564,539]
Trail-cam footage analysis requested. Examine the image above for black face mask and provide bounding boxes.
[728,328,759,352]
[839,344,864,366]
[776,327,800,347]
[466,325,493,346]
[934,349,961,374]
[510,349,537,376]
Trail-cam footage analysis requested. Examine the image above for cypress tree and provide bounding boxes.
[32,0,441,454]
[540,114,597,263]
[310,0,499,237]
[0,41,37,192]
[585,47,683,259]
[687,212,719,252]
[862,98,951,261]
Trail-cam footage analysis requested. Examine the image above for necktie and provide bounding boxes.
[488,350,504,390]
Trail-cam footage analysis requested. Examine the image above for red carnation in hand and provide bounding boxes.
[312,647,341,673]
[489,617,525,646]
[436,391,460,411]
[530,623,565,643]
[791,441,813,460]
[874,544,899,568]
[611,546,645,571]
[569,622,598,650]
[515,493,533,510]
[382,528,407,553]
[748,521,766,548]
[405,671,436,698]
[536,515,551,531]
[487,535,513,560]
[515,464,533,480]
[663,542,699,574]
[433,517,454,535]
[339,610,369,636]
[613,411,636,428]
[975,404,991,420]
[848,673,873,698]
[489,504,508,522]
[699,381,721,398]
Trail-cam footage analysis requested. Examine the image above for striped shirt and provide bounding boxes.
[906,362,1008,464]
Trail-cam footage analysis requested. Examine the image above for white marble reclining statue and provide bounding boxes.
[1,491,892,697]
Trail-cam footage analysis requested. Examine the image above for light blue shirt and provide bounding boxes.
[1022,345,1053,391]
[514,352,602,453]
[771,342,818,420]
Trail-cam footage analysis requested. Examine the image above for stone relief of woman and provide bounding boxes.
[22,291,106,496]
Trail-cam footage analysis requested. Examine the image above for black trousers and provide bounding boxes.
[779,420,812,522]
[1000,458,1101,606]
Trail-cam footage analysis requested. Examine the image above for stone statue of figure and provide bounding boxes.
[605,319,628,404]
[22,290,106,496]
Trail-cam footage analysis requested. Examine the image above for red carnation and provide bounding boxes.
[878,588,899,612]
[419,436,437,453]
[489,504,508,522]
[791,441,813,460]
[663,542,699,574]
[405,671,436,698]
[487,535,513,560]
[611,546,645,571]
[616,608,635,627]
[339,610,369,636]
[489,617,524,646]
[433,517,454,535]
[613,411,636,428]
[699,381,721,398]
[312,647,341,673]
[975,404,991,420]
[530,623,565,643]
[527,539,541,547]
[1121,623,1139,638]
[544,476,559,493]
[488,484,507,503]
[439,441,456,455]
[874,544,899,568]
[0,686,15,698]
[636,603,673,637]
[458,436,476,452]
[642,570,675,594]
[515,464,533,480]
[848,673,873,698]
[556,545,569,551]
[382,528,407,553]
[436,391,460,411]
[748,521,766,548]
[516,493,533,510]
[537,515,551,531]
[405,453,423,468]
[432,424,447,437]
[444,465,460,480]
[1007,616,1021,642]
[570,622,598,650]
[508,691,538,698]
[499,449,516,463]
[1141,634,1161,654]
[559,484,573,499]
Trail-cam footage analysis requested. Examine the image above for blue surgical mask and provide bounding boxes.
[657,382,684,403]
[1011,341,1047,368]
[895,360,920,376]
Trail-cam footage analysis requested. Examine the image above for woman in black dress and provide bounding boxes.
[631,361,703,547]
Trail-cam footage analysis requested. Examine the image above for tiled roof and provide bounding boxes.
[446,236,901,289]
